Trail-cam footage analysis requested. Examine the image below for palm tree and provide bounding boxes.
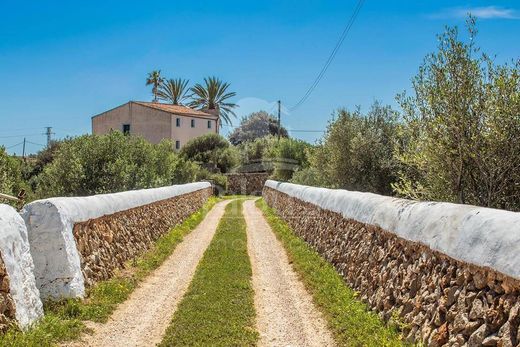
[145,70,163,102]
[157,78,190,105]
[189,76,238,126]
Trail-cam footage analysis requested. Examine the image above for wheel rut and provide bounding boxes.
[243,199,335,347]
[64,200,230,347]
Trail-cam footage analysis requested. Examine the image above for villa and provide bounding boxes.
[92,101,219,149]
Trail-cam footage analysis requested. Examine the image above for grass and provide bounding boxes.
[221,194,258,200]
[0,197,219,347]
[159,199,258,347]
[256,198,405,347]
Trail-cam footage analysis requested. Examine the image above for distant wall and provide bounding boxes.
[0,205,43,330]
[23,182,212,299]
[264,180,520,346]
[226,172,269,195]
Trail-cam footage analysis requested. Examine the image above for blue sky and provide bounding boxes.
[1,1,519,154]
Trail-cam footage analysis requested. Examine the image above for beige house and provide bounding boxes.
[92,101,219,149]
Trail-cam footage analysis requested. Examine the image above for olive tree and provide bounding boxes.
[394,17,520,210]
[292,102,399,195]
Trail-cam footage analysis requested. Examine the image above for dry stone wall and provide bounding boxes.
[0,204,43,330]
[226,172,269,195]
[22,182,212,299]
[264,181,520,347]
[0,254,15,331]
[74,188,212,286]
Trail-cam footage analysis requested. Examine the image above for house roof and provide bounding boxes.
[133,101,217,119]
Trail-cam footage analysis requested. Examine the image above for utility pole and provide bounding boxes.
[22,138,26,159]
[45,127,54,148]
[277,100,281,141]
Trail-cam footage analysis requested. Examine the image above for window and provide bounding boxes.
[207,120,212,129]
[176,118,181,127]
[122,124,130,135]
[175,140,180,150]
[191,119,195,128]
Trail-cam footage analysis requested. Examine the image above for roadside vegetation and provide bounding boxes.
[1,18,518,211]
[256,199,405,346]
[0,198,219,346]
[159,199,258,347]
[291,18,520,211]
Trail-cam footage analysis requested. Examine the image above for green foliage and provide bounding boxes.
[35,132,181,197]
[0,313,84,347]
[257,199,404,346]
[228,111,288,145]
[189,76,238,126]
[263,136,311,181]
[157,78,190,105]
[0,147,24,198]
[22,140,62,194]
[146,70,163,102]
[180,133,239,173]
[0,198,219,346]
[159,200,258,347]
[292,102,399,195]
[394,18,520,210]
[235,136,310,180]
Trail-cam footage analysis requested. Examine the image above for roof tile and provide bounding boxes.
[133,101,217,119]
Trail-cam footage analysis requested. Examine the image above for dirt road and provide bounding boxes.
[66,200,230,347]
[243,199,335,347]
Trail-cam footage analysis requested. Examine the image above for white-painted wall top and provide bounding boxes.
[22,182,211,299]
[265,180,520,280]
[0,204,43,329]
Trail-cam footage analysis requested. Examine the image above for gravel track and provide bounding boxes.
[65,200,230,347]
[243,200,335,347]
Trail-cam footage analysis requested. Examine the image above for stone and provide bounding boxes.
[263,185,520,347]
[429,323,449,347]
[470,298,486,320]
[446,286,459,307]
[23,182,211,300]
[468,323,487,347]
[482,334,499,346]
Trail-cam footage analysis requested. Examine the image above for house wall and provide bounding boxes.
[92,102,217,147]
[170,115,217,149]
[92,103,131,135]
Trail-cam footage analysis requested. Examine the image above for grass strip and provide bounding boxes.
[159,199,258,347]
[0,197,219,347]
[256,198,405,347]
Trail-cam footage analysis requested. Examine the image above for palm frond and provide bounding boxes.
[157,78,190,105]
[188,76,238,126]
[146,70,164,102]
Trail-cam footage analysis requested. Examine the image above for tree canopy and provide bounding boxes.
[394,17,520,210]
[228,111,288,145]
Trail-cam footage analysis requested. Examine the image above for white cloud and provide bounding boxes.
[431,6,519,20]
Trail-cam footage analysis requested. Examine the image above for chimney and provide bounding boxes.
[204,108,219,117]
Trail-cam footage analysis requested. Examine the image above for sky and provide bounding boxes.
[1,1,519,154]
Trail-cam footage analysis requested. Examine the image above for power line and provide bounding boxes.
[26,140,46,147]
[289,0,365,111]
[0,133,44,139]
[5,142,24,150]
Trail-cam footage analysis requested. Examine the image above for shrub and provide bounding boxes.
[36,132,179,197]
[394,18,520,210]
[263,137,311,181]
[0,147,23,197]
[180,133,238,173]
[291,102,399,195]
